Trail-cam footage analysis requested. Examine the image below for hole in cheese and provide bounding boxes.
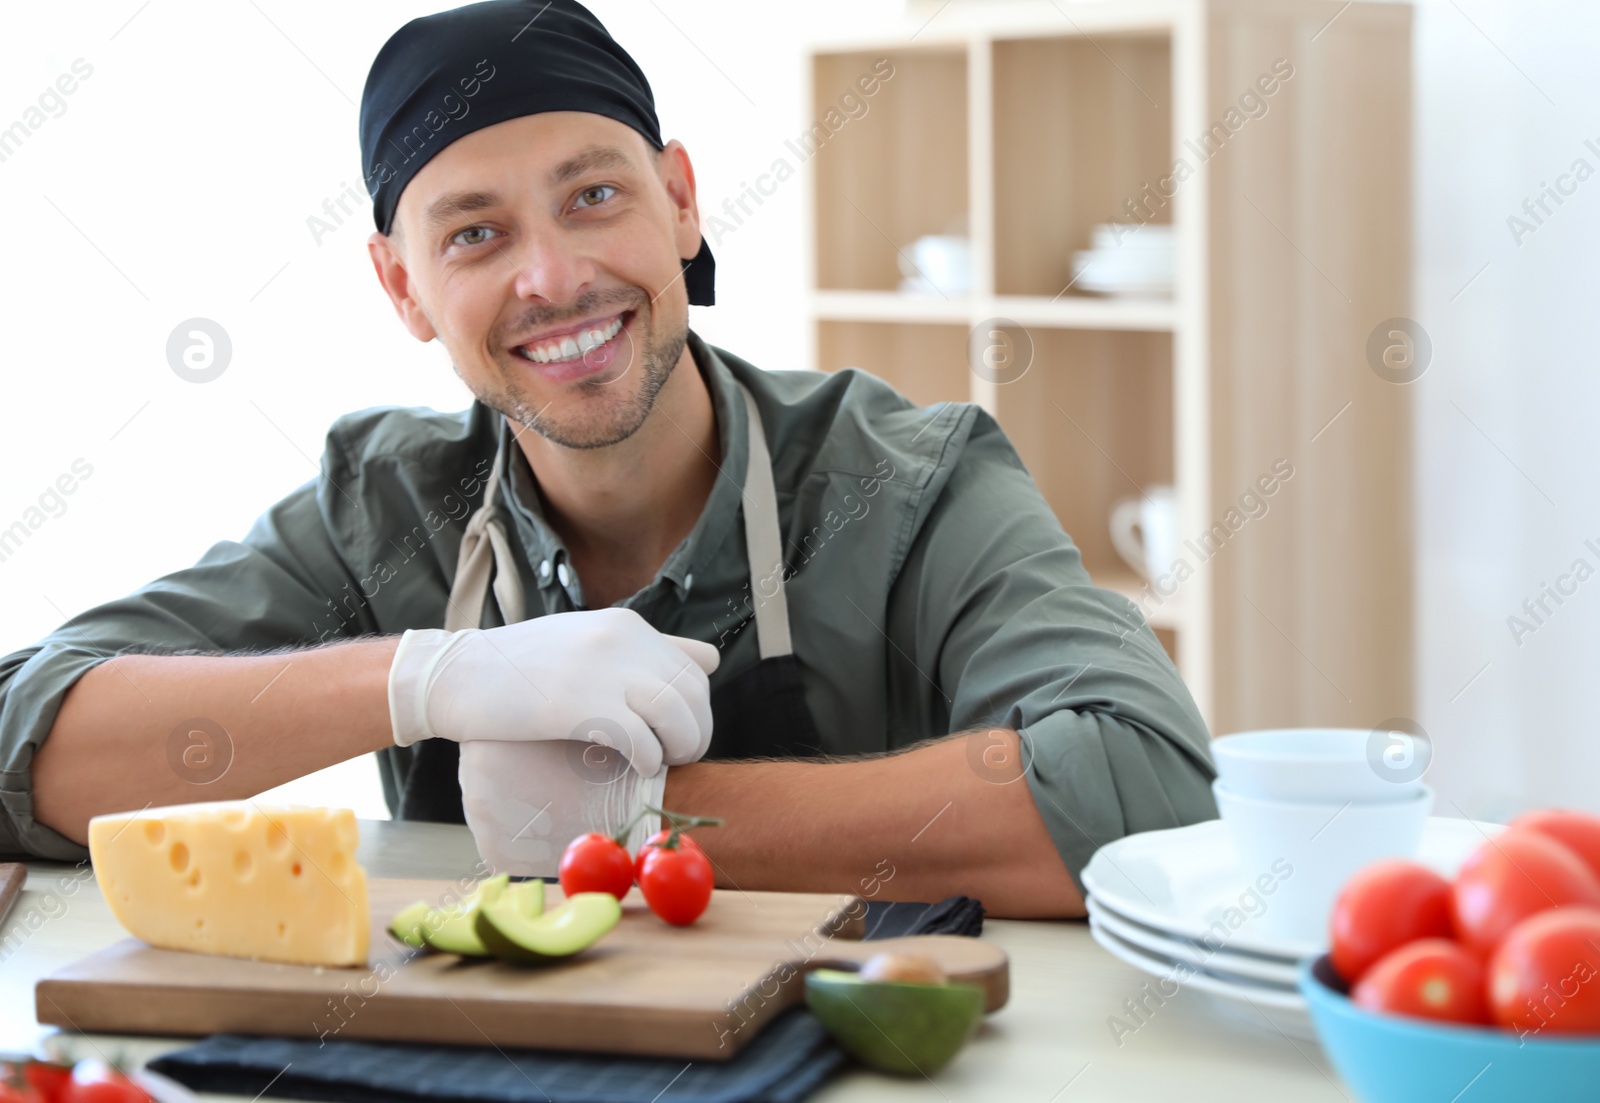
[265,821,290,855]
[291,861,303,877]
[234,850,253,878]
[169,842,190,873]
[186,868,201,889]
[144,820,165,846]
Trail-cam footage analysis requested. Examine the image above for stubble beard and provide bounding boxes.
[476,290,689,451]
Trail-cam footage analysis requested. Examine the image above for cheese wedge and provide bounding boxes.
[88,801,370,967]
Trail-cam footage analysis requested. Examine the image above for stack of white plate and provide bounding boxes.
[1070,223,1174,298]
[1081,817,1500,1041]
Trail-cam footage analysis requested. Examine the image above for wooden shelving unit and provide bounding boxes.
[802,0,1413,734]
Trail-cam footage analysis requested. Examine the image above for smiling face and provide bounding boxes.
[370,112,704,449]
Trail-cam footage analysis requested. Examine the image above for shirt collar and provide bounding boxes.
[493,329,750,606]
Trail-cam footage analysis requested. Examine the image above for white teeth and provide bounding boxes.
[517,315,625,364]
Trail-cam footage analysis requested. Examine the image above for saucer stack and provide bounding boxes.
[1070,223,1175,298]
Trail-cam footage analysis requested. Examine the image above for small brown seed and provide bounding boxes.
[858,951,947,985]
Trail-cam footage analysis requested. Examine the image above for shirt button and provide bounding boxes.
[538,559,552,581]
[557,562,571,587]
[683,572,694,593]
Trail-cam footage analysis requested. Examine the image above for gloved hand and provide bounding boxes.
[458,738,666,876]
[388,607,720,777]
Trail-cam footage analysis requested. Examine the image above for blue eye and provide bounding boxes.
[451,225,499,247]
[574,185,616,209]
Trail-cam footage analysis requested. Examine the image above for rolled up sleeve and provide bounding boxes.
[0,453,369,860]
[888,407,1218,888]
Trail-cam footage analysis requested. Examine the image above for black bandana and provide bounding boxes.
[358,0,715,306]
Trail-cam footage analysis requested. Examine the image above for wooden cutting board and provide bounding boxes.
[36,878,1008,1060]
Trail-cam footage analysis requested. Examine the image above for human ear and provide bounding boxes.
[657,139,702,262]
[366,229,438,343]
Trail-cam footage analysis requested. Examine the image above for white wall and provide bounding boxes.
[0,0,1594,823]
[1409,0,1600,822]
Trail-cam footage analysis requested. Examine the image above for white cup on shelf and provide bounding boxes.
[1108,485,1178,581]
[897,234,971,295]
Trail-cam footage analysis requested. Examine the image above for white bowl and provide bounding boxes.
[1212,728,1427,804]
[1212,780,1434,945]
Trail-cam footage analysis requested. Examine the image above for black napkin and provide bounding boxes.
[146,896,985,1103]
[859,895,984,940]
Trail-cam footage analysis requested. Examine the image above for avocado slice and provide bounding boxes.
[418,874,517,957]
[476,890,621,964]
[804,968,984,1075]
[388,900,434,950]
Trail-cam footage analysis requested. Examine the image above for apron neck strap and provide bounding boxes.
[737,384,793,659]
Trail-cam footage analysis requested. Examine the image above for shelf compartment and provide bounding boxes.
[815,320,972,410]
[990,328,1174,584]
[812,48,969,293]
[992,33,1173,298]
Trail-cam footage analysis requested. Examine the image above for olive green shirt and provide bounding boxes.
[0,331,1218,885]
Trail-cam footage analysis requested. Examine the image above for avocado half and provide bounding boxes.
[475,890,621,964]
[804,968,985,1075]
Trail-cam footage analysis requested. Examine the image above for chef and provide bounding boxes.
[0,0,1217,917]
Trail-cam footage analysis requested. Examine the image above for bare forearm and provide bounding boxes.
[31,637,401,844]
[662,730,1085,919]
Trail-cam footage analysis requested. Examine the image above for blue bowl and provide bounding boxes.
[1299,955,1600,1102]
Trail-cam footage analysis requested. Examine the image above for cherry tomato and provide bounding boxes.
[1353,938,1490,1024]
[61,1062,150,1103]
[1512,809,1600,884]
[1330,860,1455,984]
[23,1062,70,1103]
[558,833,635,900]
[633,828,702,882]
[638,837,715,925]
[1488,906,1600,1036]
[1452,828,1600,955]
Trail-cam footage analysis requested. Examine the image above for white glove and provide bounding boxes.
[458,739,666,876]
[388,607,720,777]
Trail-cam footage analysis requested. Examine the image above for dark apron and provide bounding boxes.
[397,381,822,823]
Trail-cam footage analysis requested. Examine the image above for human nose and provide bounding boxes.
[507,220,597,306]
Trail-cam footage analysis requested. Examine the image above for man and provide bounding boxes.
[0,0,1216,918]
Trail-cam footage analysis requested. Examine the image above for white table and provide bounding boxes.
[1,820,1355,1102]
